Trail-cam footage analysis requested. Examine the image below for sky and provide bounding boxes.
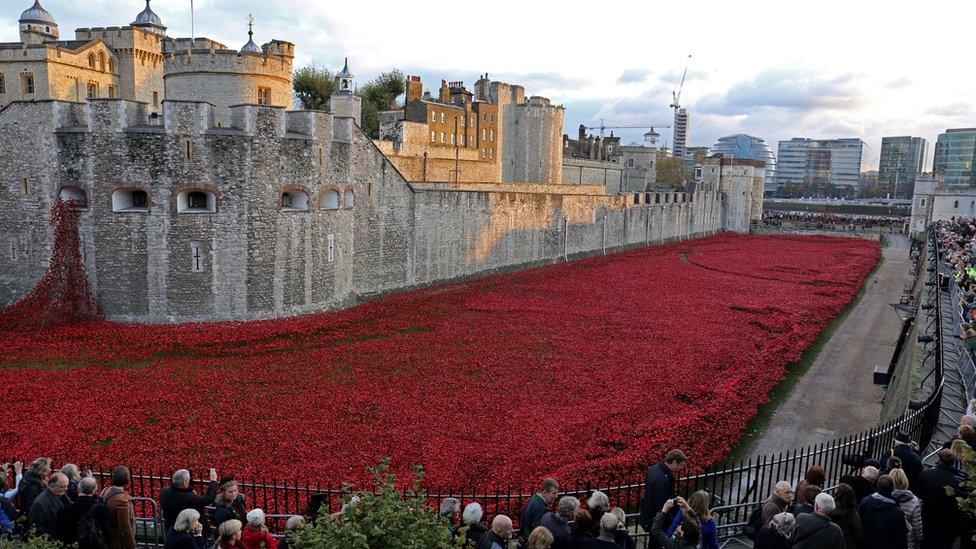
[5,0,973,170]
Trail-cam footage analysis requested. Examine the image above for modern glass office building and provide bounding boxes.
[774,137,865,190]
[934,128,976,187]
[711,134,776,191]
[878,136,926,197]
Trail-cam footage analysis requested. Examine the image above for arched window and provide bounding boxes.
[88,53,96,69]
[343,188,355,209]
[111,188,149,212]
[321,189,340,210]
[108,58,116,73]
[177,189,217,213]
[281,189,309,211]
[98,52,106,72]
[920,199,926,207]
[58,186,88,209]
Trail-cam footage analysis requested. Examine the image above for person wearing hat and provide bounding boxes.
[213,477,248,534]
[885,431,923,492]
[241,508,278,549]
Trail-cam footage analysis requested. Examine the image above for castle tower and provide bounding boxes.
[131,0,166,35]
[330,58,361,125]
[19,0,58,44]
[240,14,260,53]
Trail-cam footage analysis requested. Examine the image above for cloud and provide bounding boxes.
[885,77,913,90]
[617,68,651,85]
[695,70,866,116]
[925,102,973,117]
[660,68,709,83]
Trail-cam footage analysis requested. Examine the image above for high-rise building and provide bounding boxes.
[673,108,689,159]
[934,128,976,187]
[774,138,865,191]
[711,134,776,192]
[878,136,927,197]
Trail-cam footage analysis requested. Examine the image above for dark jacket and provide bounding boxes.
[476,531,508,549]
[753,524,790,549]
[465,522,489,547]
[839,474,875,505]
[857,493,907,549]
[160,481,218,530]
[916,463,962,548]
[28,489,70,538]
[0,495,20,534]
[539,512,573,549]
[650,511,696,549]
[892,444,923,492]
[639,462,675,531]
[791,513,846,549]
[16,473,46,514]
[829,504,862,549]
[582,536,622,549]
[212,495,247,532]
[612,529,635,549]
[519,494,549,545]
[163,529,207,549]
[56,495,110,547]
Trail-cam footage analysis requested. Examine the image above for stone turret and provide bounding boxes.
[330,57,361,125]
[19,0,58,44]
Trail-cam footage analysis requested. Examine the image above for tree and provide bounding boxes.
[293,64,335,111]
[356,70,405,136]
[656,156,690,188]
[288,461,467,548]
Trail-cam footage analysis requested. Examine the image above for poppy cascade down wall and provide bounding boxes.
[0,98,752,322]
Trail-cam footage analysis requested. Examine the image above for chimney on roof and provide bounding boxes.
[406,75,422,103]
[439,79,450,103]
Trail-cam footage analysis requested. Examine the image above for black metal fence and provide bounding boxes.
[5,230,947,546]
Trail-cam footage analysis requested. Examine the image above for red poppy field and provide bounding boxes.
[0,233,879,490]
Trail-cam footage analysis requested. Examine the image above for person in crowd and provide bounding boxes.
[638,449,685,541]
[539,496,577,549]
[0,469,21,537]
[857,474,907,549]
[761,481,793,526]
[609,507,635,549]
[890,468,923,549]
[570,508,594,548]
[944,415,976,449]
[277,515,303,549]
[841,465,879,504]
[886,431,923,492]
[160,468,219,533]
[17,458,52,513]
[28,472,70,538]
[754,512,794,549]
[59,465,81,501]
[56,476,110,548]
[164,508,207,549]
[240,509,277,549]
[586,491,609,537]
[519,479,558,548]
[957,425,976,451]
[917,449,962,549]
[666,492,717,549]
[793,485,821,516]
[885,456,903,475]
[795,466,825,507]
[2,462,23,502]
[584,513,621,549]
[212,477,247,533]
[526,526,554,549]
[829,483,862,549]
[791,493,845,549]
[476,514,513,549]
[215,519,243,549]
[101,466,135,549]
[439,497,460,537]
[650,498,699,549]
[462,502,489,547]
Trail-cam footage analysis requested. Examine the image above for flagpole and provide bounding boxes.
[190,0,195,45]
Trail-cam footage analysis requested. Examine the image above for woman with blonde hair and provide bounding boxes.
[890,468,923,548]
[526,525,554,549]
[667,491,718,549]
[165,508,206,549]
[214,519,243,549]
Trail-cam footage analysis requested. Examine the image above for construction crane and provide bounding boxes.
[670,54,692,111]
[585,119,672,139]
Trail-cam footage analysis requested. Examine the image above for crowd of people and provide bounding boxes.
[760,211,905,232]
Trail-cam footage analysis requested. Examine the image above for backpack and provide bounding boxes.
[743,503,765,540]
[77,502,111,549]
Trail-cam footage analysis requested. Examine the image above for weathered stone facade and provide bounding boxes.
[0,98,751,322]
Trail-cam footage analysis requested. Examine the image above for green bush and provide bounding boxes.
[289,461,468,548]
[0,535,67,549]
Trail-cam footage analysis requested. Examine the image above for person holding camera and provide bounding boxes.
[650,498,699,549]
[664,493,718,549]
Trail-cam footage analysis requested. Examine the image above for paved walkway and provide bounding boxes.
[736,233,912,458]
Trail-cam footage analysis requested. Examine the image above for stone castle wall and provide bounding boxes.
[0,99,742,322]
[561,158,623,189]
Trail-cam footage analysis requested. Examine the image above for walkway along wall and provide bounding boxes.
[0,99,738,322]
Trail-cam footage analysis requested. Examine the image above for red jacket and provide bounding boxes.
[240,525,278,549]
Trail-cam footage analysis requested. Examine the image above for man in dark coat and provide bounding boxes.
[518,478,558,548]
[856,475,907,549]
[917,449,963,549]
[839,464,878,504]
[28,473,70,539]
[639,449,685,544]
[159,468,218,531]
[791,493,846,549]
[538,495,578,549]
[477,515,513,549]
[57,477,110,547]
[883,432,923,492]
